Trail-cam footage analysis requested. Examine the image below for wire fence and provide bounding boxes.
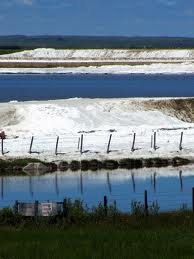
[1,128,194,158]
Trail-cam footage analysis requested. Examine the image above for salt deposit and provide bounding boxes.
[2,48,194,60]
[0,98,194,162]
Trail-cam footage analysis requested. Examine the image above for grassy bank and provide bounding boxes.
[0,156,190,176]
[0,209,193,258]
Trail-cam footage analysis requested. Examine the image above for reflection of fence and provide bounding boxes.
[7,187,194,217]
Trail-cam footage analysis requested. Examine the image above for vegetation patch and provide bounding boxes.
[0,201,193,258]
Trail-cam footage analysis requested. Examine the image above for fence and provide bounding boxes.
[3,186,194,217]
[0,130,190,157]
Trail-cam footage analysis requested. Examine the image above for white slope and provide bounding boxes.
[0,98,194,162]
[0,98,189,137]
[2,48,194,60]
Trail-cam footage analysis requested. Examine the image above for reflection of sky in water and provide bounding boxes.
[1,165,194,212]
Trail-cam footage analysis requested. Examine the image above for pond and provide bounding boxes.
[1,165,194,212]
[0,74,194,102]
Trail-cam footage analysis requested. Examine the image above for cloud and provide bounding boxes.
[23,0,33,5]
[156,0,177,7]
[184,9,194,17]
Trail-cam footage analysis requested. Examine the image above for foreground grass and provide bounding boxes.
[0,213,194,259]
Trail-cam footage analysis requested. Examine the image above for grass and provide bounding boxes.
[0,158,42,175]
[0,214,193,259]
[0,202,193,258]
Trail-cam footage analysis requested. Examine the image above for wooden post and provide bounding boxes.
[78,137,80,150]
[55,136,59,155]
[29,136,34,154]
[107,134,112,154]
[14,200,19,214]
[144,190,148,216]
[1,177,3,199]
[104,195,108,216]
[153,132,156,150]
[192,188,194,213]
[80,134,83,154]
[63,198,68,217]
[35,200,39,217]
[179,132,183,151]
[113,200,117,222]
[131,133,136,152]
[1,138,4,155]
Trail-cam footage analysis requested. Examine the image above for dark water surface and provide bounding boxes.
[0,167,193,212]
[0,74,194,102]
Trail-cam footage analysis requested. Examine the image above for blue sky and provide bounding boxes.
[0,0,194,36]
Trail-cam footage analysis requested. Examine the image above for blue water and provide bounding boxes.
[0,167,193,212]
[0,74,194,102]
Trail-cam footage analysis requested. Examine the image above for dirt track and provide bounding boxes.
[0,60,191,68]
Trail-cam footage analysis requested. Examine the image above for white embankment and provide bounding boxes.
[1,48,194,74]
[0,98,194,162]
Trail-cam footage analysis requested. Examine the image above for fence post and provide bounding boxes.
[107,134,112,154]
[104,195,108,216]
[131,133,136,152]
[78,137,80,150]
[35,200,39,217]
[153,132,156,150]
[179,132,183,151]
[55,136,59,155]
[192,188,194,213]
[1,138,4,155]
[63,198,68,217]
[144,190,148,216]
[14,200,19,214]
[113,200,117,222]
[80,134,83,154]
[29,136,34,154]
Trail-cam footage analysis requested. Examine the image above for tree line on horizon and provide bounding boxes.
[0,36,194,49]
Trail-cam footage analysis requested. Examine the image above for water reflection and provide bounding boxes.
[1,165,194,212]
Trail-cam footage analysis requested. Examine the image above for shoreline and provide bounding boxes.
[0,156,191,175]
[1,48,194,74]
[0,63,194,74]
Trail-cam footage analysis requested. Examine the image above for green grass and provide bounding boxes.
[0,158,42,175]
[0,206,194,258]
[0,219,193,259]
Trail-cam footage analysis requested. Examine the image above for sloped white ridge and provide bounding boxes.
[2,48,194,60]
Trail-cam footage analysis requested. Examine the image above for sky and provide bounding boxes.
[0,0,193,37]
